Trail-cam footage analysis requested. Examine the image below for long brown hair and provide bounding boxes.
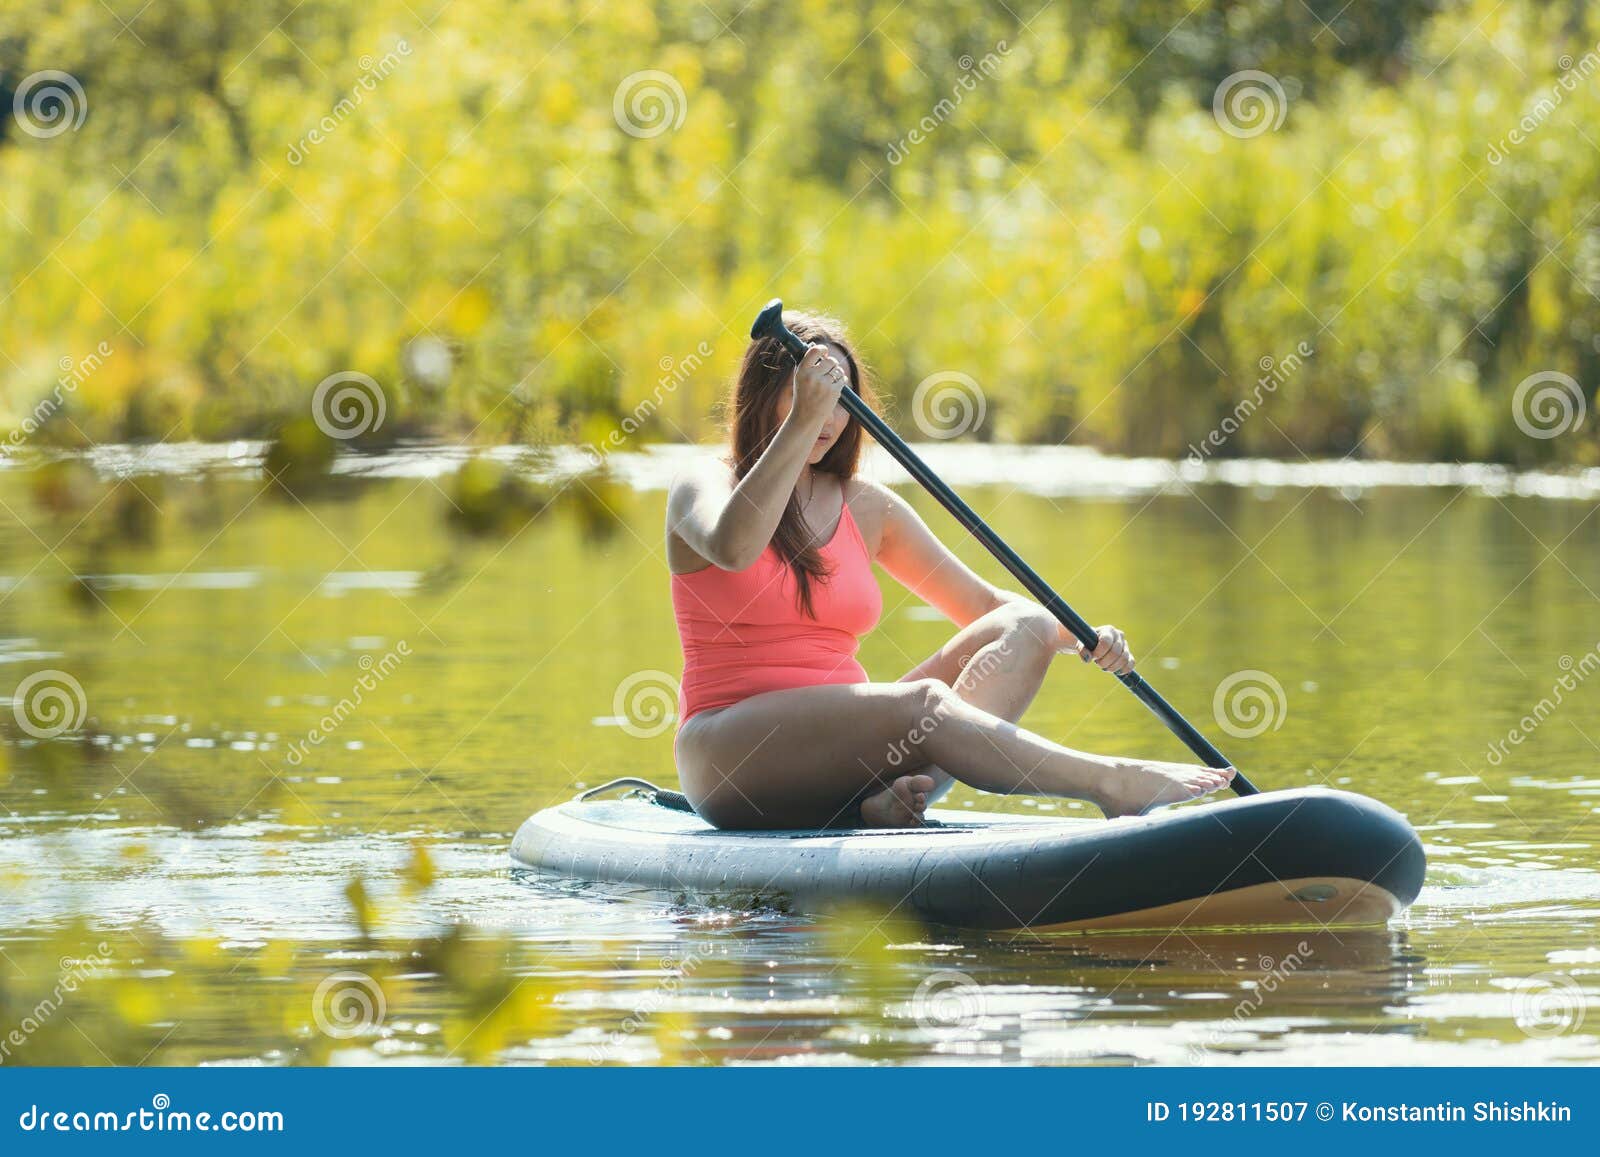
[729,310,876,617]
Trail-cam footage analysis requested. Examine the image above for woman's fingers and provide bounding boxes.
[803,345,843,383]
[1085,625,1135,674]
[1108,627,1133,674]
[792,343,846,415]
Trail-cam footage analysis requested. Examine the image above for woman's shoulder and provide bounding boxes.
[668,451,736,501]
[844,476,904,515]
[843,474,892,503]
[842,476,896,552]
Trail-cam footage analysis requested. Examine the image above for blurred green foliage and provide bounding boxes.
[1,0,1597,464]
[0,848,567,1066]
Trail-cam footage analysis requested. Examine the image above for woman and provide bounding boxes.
[667,311,1233,830]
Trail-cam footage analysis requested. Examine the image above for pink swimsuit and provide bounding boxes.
[671,502,883,723]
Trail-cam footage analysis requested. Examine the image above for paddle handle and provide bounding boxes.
[752,299,1257,796]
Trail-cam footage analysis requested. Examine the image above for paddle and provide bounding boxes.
[750,299,1260,797]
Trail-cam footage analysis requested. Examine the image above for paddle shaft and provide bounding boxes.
[752,300,1258,796]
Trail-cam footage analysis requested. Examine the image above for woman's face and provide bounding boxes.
[773,341,852,465]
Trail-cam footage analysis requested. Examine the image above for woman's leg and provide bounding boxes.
[676,670,1232,830]
[878,600,1062,808]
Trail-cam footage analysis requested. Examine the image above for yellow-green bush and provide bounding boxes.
[1,0,1595,464]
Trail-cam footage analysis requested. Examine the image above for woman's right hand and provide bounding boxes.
[791,343,847,423]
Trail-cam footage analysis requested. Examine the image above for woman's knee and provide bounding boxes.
[896,677,956,732]
[976,601,1058,664]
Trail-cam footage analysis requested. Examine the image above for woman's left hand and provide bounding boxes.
[1064,623,1135,675]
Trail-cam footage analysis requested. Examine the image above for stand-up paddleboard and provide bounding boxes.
[511,781,1425,932]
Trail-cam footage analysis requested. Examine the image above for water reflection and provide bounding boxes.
[3,446,1599,1064]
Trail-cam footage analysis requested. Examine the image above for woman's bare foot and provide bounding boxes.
[859,773,936,828]
[1093,759,1234,819]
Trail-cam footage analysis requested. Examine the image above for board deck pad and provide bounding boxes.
[511,786,1426,932]
[568,800,1081,837]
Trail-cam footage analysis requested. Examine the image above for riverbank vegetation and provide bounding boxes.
[2,0,1596,466]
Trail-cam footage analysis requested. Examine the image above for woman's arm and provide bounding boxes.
[667,345,845,572]
[871,482,1136,672]
[871,482,1015,626]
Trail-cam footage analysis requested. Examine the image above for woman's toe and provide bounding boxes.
[888,776,928,824]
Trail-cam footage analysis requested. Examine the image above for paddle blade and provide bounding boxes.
[749,298,809,358]
[750,298,784,340]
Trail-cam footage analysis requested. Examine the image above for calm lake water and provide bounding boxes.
[2,442,1598,1065]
